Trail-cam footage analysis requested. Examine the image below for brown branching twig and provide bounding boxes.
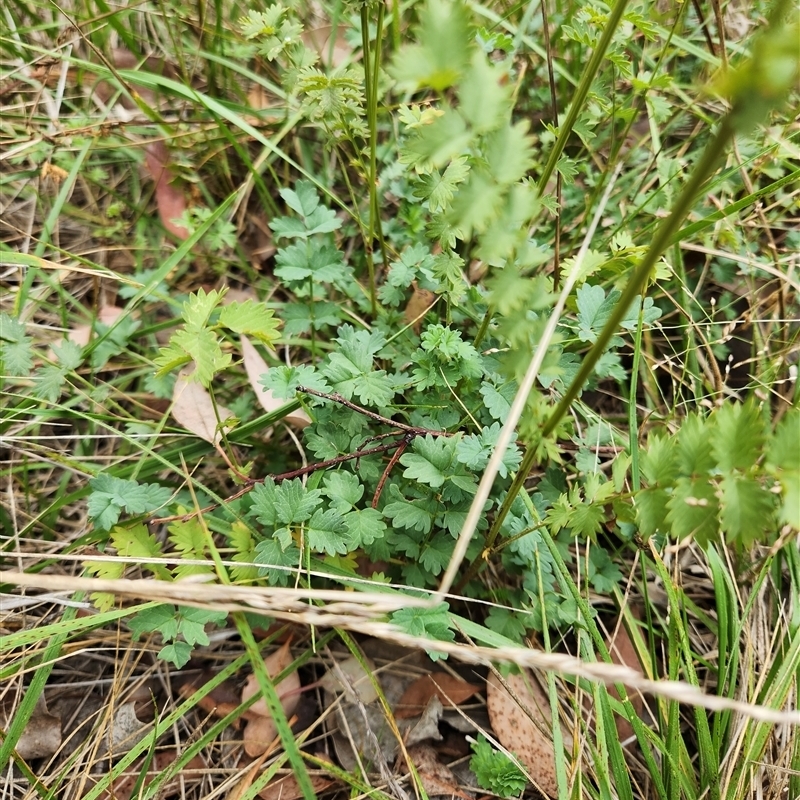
[152,388,451,525]
[297,386,451,437]
[151,440,402,524]
[372,433,412,508]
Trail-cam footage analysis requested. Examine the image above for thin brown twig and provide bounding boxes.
[152,389,452,525]
[150,440,403,524]
[372,433,412,508]
[297,386,451,436]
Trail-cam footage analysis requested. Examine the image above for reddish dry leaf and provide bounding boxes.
[607,614,644,744]
[403,283,437,334]
[96,749,205,800]
[171,369,235,445]
[179,673,243,728]
[403,744,471,800]
[242,640,302,757]
[243,714,282,759]
[144,140,189,240]
[241,336,311,428]
[487,670,558,798]
[395,672,480,719]
[258,771,338,800]
[68,305,125,348]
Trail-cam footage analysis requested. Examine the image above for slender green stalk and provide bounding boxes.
[360,3,383,316]
[535,0,630,198]
[233,617,317,800]
[0,603,80,771]
[486,115,737,545]
[628,302,646,491]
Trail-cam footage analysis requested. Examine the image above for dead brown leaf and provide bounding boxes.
[179,672,243,728]
[68,305,125,348]
[258,771,338,800]
[241,336,311,428]
[0,695,61,760]
[404,695,443,745]
[486,669,558,798]
[171,368,235,445]
[144,140,190,240]
[403,743,472,800]
[95,748,205,800]
[318,654,379,704]
[105,701,151,754]
[395,672,480,719]
[242,640,302,757]
[403,283,437,334]
[607,613,644,744]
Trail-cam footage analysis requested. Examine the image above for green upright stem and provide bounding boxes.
[535,0,630,198]
[483,116,737,552]
[361,3,384,317]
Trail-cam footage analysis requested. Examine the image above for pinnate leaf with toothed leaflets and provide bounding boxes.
[767,409,800,528]
[401,107,472,173]
[456,422,522,478]
[635,487,671,538]
[719,475,775,546]
[419,533,453,576]
[712,400,764,472]
[129,604,226,668]
[155,327,230,386]
[383,484,436,534]
[306,508,350,555]
[250,478,322,527]
[274,242,348,284]
[110,524,170,579]
[481,381,516,421]
[184,287,224,329]
[323,471,363,512]
[321,325,396,405]
[269,181,341,239]
[261,364,330,400]
[667,477,719,545]
[88,476,172,530]
[640,434,678,486]
[458,52,513,134]
[35,339,83,402]
[343,508,386,547]
[389,0,472,92]
[587,547,623,593]
[400,436,456,488]
[0,313,33,375]
[470,734,527,798]
[676,413,715,475]
[446,170,505,237]
[413,157,470,213]
[391,603,455,661]
[218,300,281,347]
[254,536,301,585]
[577,284,622,345]
[620,295,662,330]
[483,122,535,185]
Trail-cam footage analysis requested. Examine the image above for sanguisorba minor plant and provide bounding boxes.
[1,0,799,796]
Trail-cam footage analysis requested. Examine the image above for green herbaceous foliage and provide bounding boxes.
[470,734,528,798]
[0,9,800,800]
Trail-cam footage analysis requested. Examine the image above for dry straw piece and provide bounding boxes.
[3,569,800,726]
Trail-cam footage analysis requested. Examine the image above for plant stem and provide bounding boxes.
[361,3,383,316]
[483,115,737,558]
[535,0,630,198]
